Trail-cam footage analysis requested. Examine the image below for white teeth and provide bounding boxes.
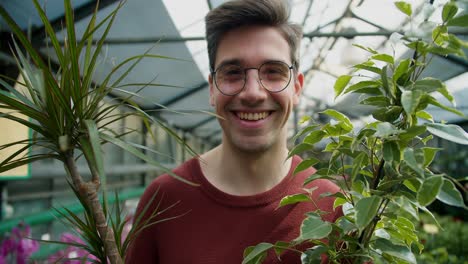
[238,112,269,121]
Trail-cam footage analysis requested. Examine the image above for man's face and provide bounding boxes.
[209,25,304,153]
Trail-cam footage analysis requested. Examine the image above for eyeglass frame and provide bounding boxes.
[210,60,295,96]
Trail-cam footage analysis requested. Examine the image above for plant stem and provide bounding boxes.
[65,152,123,264]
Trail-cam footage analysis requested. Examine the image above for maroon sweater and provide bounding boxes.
[126,155,342,264]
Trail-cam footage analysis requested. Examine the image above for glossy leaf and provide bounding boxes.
[295,212,332,242]
[355,196,382,229]
[242,243,273,264]
[278,194,311,208]
[301,245,328,264]
[373,238,416,264]
[303,130,326,145]
[288,143,314,159]
[436,178,466,208]
[393,59,410,82]
[372,53,394,64]
[417,175,443,206]
[321,109,353,131]
[344,80,380,94]
[447,14,468,27]
[294,158,320,175]
[334,75,352,98]
[427,123,468,145]
[421,147,440,167]
[442,2,458,22]
[383,141,400,162]
[395,1,412,17]
[403,148,424,177]
[401,90,422,116]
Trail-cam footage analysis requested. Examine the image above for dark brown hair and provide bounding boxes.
[205,0,302,72]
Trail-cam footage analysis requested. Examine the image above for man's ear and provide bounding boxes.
[208,74,215,106]
[293,72,304,105]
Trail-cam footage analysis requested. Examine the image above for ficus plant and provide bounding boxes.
[243,1,468,263]
[0,0,197,263]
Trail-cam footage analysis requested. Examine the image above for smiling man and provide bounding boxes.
[126,1,342,263]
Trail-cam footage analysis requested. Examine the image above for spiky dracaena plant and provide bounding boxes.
[0,1,197,263]
[243,1,467,264]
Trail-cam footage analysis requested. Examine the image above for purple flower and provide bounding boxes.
[0,223,39,264]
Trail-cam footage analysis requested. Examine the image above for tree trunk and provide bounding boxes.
[65,153,123,264]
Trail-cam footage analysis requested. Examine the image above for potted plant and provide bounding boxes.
[243,1,467,263]
[0,1,196,263]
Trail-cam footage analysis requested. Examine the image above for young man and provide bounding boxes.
[126,0,342,263]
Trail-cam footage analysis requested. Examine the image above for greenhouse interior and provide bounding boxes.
[0,0,467,263]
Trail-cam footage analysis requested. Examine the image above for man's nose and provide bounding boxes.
[238,69,267,102]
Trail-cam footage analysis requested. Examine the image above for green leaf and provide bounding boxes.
[416,110,433,122]
[344,80,380,94]
[303,130,326,145]
[355,196,383,229]
[372,106,402,122]
[442,2,458,22]
[436,178,466,208]
[242,243,273,264]
[352,44,378,54]
[295,212,332,242]
[351,152,368,180]
[375,122,400,138]
[383,141,400,162]
[422,147,440,167]
[278,193,311,208]
[288,143,314,159]
[294,158,320,175]
[320,109,353,131]
[334,75,352,98]
[447,14,468,27]
[433,25,449,46]
[413,78,443,93]
[353,63,382,74]
[403,148,424,177]
[426,95,464,116]
[426,123,468,145]
[360,96,390,107]
[374,238,416,264]
[299,115,311,125]
[393,59,410,82]
[418,175,443,206]
[401,90,422,116]
[372,54,394,64]
[399,126,426,142]
[301,245,328,264]
[395,1,412,16]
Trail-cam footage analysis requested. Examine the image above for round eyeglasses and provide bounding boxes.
[212,61,294,96]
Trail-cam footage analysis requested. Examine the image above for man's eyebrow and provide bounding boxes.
[215,59,243,69]
[216,59,291,69]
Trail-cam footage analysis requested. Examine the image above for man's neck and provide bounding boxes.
[200,142,292,196]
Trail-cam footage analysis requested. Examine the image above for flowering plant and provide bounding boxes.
[0,223,39,264]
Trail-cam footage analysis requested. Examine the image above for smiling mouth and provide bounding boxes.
[236,111,270,121]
